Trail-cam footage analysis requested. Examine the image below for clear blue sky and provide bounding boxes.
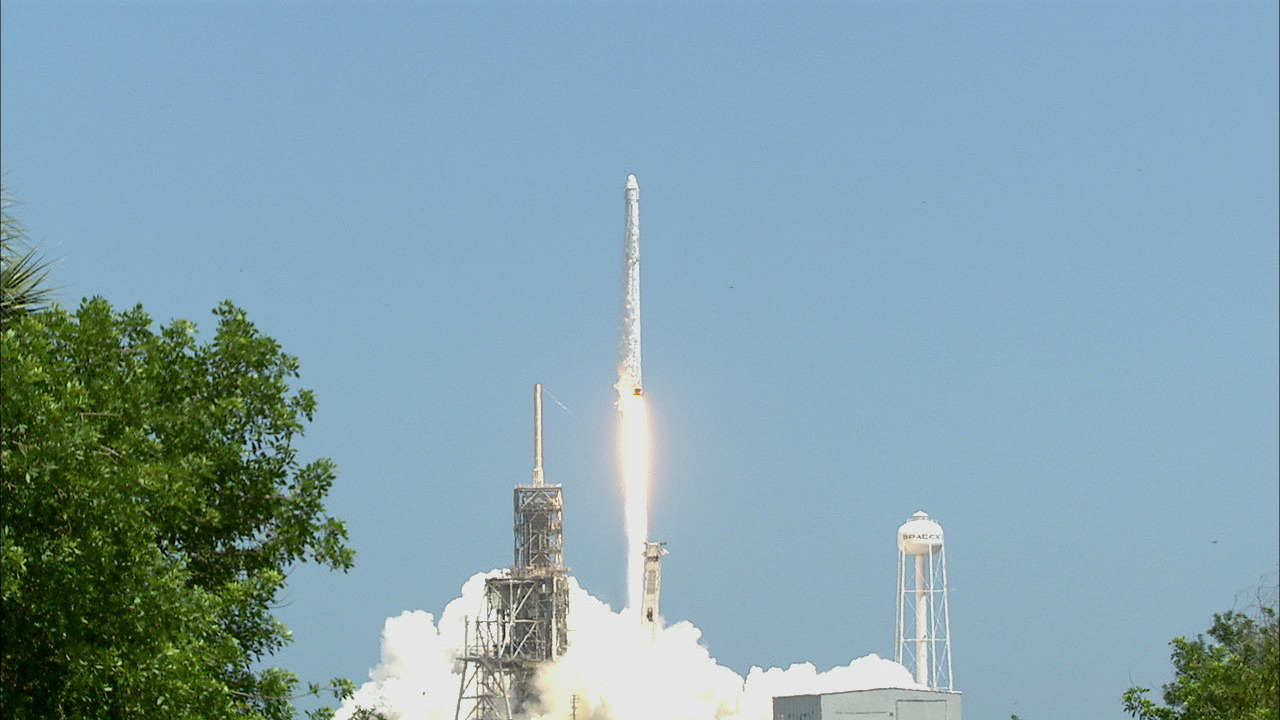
[3,2,1277,719]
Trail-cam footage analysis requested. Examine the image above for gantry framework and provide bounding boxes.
[640,541,668,638]
[456,385,570,720]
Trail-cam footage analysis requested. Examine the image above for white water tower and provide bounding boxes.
[895,510,953,691]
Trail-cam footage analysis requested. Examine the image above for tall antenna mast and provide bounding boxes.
[533,384,545,485]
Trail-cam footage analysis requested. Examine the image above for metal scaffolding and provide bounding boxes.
[514,483,565,571]
[640,541,668,638]
[455,618,513,720]
[456,386,570,720]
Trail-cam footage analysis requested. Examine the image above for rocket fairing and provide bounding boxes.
[619,174,643,397]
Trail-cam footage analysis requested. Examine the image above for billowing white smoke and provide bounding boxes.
[335,573,921,720]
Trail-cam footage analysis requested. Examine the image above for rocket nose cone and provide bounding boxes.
[626,174,639,189]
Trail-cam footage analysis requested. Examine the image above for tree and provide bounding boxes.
[0,189,57,326]
[1124,584,1278,720]
[1,297,354,719]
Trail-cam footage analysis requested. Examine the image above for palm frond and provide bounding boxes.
[1,190,58,324]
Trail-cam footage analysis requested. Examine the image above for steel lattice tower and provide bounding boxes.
[456,386,570,720]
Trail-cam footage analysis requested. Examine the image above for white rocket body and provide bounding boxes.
[619,174,642,396]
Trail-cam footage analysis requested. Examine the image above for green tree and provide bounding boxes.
[1,297,354,719]
[1124,585,1278,720]
[0,190,57,326]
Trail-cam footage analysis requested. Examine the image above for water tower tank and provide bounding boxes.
[897,510,944,555]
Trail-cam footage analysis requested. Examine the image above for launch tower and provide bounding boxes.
[640,541,668,637]
[456,385,570,720]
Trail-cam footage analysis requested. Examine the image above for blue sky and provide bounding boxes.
[3,2,1277,718]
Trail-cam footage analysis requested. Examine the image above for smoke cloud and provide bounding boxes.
[335,573,921,720]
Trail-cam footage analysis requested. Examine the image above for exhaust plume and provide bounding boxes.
[335,574,922,720]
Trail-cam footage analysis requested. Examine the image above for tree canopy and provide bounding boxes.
[1124,584,1279,720]
[1,297,354,719]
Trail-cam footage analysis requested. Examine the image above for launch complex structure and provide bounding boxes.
[455,385,570,720]
[452,175,956,720]
[454,176,669,720]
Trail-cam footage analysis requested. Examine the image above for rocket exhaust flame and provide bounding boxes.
[618,392,650,612]
[617,173,650,611]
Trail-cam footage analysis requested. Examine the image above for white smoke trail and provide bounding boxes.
[335,573,922,720]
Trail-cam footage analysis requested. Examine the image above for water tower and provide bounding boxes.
[895,511,953,691]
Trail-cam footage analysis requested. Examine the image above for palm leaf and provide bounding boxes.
[1,191,58,324]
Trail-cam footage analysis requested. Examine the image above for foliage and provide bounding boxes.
[1,297,354,719]
[0,190,57,325]
[1124,585,1278,720]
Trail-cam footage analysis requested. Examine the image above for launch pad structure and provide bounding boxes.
[455,385,570,720]
[456,175,660,719]
[640,541,668,637]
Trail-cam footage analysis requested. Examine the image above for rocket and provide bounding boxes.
[619,174,643,397]
[618,174,649,614]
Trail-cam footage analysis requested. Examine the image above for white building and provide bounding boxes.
[773,687,962,720]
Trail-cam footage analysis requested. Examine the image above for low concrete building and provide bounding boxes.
[773,687,962,720]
